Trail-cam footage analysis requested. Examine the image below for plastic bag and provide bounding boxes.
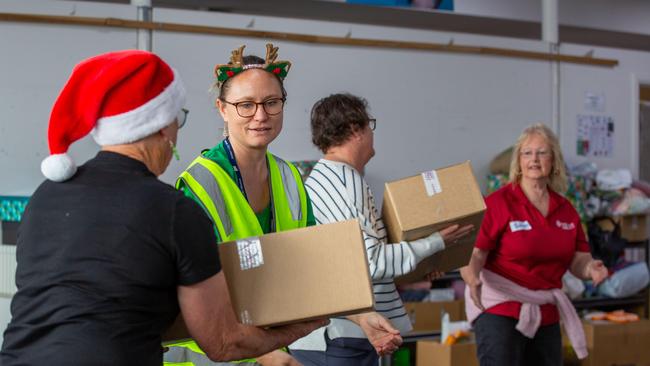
[596,169,632,191]
[440,311,471,345]
[598,262,650,298]
[587,217,627,268]
[562,271,586,299]
[610,188,650,215]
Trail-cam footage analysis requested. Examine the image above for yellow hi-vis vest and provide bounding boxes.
[164,152,308,366]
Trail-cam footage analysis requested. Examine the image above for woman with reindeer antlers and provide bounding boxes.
[166,44,402,366]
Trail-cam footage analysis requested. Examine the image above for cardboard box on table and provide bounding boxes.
[382,161,486,283]
[404,300,465,332]
[562,319,650,366]
[416,340,478,366]
[162,219,374,342]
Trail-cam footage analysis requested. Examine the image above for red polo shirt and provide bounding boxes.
[475,183,590,325]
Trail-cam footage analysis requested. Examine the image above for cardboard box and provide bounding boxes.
[416,340,478,366]
[218,219,374,327]
[404,300,465,332]
[596,214,649,242]
[619,214,649,242]
[563,320,650,366]
[382,161,486,281]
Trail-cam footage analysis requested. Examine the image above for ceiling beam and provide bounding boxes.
[61,0,650,52]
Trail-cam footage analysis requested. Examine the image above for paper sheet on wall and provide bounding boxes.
[576,115,614,158]
[584,91,606,112]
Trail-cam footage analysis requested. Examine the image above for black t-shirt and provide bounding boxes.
[0,151,220,366]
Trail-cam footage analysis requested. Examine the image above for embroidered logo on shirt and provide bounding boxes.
[556,220,576,230]
[509,220,532,232]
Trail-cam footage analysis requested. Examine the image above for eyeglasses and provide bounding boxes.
[177,108,189,129]
[520,149,551,159]
[368,118,376,131]
[221,98,286,118]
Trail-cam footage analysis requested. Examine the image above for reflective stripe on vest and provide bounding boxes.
[164,342,223,366]
[166,152,307,366]
[164,342,258,365]
[269,155,303,224]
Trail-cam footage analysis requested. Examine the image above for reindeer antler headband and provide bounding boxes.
[214,43,292,88]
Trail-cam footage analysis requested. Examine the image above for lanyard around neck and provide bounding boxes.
[223,138,248,200]
[222,138,276,231]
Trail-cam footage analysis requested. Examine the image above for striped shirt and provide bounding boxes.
[290,159,444,350]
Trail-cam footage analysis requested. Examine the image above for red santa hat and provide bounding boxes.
[41,50,186,182]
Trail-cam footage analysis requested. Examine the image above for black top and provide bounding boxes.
[0,151,220,366]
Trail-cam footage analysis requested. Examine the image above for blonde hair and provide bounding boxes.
[508,123,568,193]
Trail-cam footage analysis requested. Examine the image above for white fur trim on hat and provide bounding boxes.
[41,153,77,182]
[91,69,186,146]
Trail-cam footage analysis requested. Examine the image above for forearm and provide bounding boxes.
[367,233,444,280]
[569,251,594,280]
[179,273,323,362]
[461,248,488,281]
[346,312,370,325]
[220,324,305,361]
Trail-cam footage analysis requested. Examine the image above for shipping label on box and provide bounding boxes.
[383,161,486,282]
[218,219,374,327]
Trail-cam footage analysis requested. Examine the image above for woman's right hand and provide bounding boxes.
[438,224,475,246]
[460,266,484,311]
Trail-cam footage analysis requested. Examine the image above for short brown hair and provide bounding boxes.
[310,93,370,153]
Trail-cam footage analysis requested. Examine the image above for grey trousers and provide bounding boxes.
[290,331,378,366]
[474,312,562,366]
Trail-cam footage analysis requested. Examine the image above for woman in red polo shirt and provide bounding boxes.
[461,123,608,366]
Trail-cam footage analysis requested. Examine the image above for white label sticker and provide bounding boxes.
[421,170,442,196]
[509,220,532,232]
[240,310,253,325]
[237,237,264,270]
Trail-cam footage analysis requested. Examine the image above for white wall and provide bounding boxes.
[1,0,552,200]
[1,0,650,342]
[0,297,10,346]
[2,0,649,195]
[559,43,650,178]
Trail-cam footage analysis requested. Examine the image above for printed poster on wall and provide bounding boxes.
[576,115,614,157]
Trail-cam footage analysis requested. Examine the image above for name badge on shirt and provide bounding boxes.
[556,220,576,230]
[509,220,532,232]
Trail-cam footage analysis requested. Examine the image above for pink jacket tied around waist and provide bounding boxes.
[465,269,587,359]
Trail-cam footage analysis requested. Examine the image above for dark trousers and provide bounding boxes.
[290,331,378,366]
[474,312,562,366]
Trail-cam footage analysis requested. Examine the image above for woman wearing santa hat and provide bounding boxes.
[0,50,325,366]
[170,44,402,366]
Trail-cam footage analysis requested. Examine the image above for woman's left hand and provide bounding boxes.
[588,259,608,286]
